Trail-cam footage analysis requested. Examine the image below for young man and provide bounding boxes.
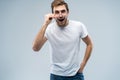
[33,0,93,80]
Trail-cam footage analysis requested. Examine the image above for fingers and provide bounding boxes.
[44,14,53,24]
[49,17,52,20]
[49,15,56,20]
[46,14,55,20]
[44,13,56,24]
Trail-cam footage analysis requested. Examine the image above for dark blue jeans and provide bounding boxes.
[50,73,84,80]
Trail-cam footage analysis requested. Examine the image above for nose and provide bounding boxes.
[59,13,63,18]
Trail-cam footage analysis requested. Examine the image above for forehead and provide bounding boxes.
[53,5,67,11]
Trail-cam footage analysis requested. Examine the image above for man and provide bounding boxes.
[32,0,93,80]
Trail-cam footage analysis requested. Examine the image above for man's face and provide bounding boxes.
[53,5,69,27]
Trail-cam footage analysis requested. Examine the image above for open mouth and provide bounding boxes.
[57,18,65,22]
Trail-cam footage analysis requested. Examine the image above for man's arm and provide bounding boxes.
[32,14,54,51]
[78,35,93,73]
[32,24,48,51]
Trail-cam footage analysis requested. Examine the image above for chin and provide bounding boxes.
[58,22,66,27]
[57,20,67,27]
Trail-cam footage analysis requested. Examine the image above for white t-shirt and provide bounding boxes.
[45,20,88,76]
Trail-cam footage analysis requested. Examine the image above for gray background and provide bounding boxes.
[0,0,120,80]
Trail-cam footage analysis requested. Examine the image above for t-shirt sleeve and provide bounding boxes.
[80,23,88,38]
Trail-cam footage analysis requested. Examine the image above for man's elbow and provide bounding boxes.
[89,42,93,50]
[32,46,40,52]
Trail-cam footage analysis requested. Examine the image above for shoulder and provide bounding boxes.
[46,21,56,31]
[47,21,56,28]
[69,20,84,26]
[69,20,86,29]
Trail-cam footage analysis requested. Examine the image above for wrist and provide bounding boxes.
[43,22,49,26]
[44,19,52,25]
[42,22,50,28]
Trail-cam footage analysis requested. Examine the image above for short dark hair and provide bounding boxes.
[51,0,69,13]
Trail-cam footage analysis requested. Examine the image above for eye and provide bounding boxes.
[61,10,66,13]
[55,11,59,14]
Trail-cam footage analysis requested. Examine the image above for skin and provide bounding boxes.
[32,5,93,73]
[53,5,69,27]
